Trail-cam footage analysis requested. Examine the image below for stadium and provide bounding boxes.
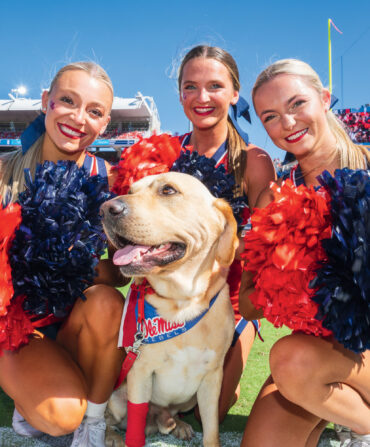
[0,91,161,161]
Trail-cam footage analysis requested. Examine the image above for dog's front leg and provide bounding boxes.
[125,368,153,447]
[197,367,223,447]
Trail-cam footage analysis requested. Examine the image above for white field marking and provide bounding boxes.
[0,427,340,447]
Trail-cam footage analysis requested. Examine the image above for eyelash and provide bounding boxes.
[59,96,103,118]
[292,100,305,109]
[60,96,73,105]
[263,99,306,123]
[183,83,223,91]
[90,109,103,118]
[264,115,275,123]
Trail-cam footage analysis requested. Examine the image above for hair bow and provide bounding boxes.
[20,113,46,154]
[228,96,251,146]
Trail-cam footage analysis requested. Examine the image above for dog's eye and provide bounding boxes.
[160,184,177,196]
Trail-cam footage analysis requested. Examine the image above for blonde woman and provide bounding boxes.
[240,58,370,447]
[0,62,125,447]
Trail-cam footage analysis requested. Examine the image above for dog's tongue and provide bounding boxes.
[113,245,151,266]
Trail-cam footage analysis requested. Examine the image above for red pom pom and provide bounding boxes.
[0,203,33,354]
[0,203,22,315]
[0,202,34,354]
[242,180,333,336]
[112,134,186,195]
[0,296,34,353]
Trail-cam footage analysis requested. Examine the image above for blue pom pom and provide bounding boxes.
[171,150,247,224]
[311,168,370,352]
[9,160,113,319]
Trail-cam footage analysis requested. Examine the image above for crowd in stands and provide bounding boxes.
[99,129,144,140]
[0,128,144,141]
[0,130,22,139]
[334,107,370,144]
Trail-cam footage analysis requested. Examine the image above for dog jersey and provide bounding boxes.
[178,133,250,323]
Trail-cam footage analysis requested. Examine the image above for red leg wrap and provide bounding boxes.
[125,401,149,447]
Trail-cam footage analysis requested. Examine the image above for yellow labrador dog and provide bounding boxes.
[101,172,237,447]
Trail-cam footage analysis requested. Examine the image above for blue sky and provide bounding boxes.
[1,0,369,160]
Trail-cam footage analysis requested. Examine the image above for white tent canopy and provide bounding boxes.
[0,92,161,132]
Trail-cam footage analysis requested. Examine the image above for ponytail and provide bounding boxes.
[226,119,247,195]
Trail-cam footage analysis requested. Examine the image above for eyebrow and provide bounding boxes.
[89,102,106,109]
[58,89,107,109]
[260,95,299,116]
[182,79,223,84]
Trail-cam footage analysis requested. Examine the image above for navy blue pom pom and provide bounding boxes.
[9,160,112,319]
[171,150,247,224]
[311,168,370,353]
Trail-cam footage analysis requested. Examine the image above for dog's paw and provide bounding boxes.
[105,426,125,447]
[151,407,176,435]
[171,417,194,440]
[156,416,176,435]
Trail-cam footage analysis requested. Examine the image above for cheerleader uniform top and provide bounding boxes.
[284,159,370,186]
[178,133,250,323]
[283,163,305,186]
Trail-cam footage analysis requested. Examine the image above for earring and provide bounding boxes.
[42,107,47,113]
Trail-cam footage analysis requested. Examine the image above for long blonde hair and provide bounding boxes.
[252,59,370,169]
[0,61,113,202]
[178,45,247,192]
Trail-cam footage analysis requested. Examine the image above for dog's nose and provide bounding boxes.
[100,198,128,218]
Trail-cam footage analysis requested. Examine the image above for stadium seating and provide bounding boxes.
[334,106,370,144]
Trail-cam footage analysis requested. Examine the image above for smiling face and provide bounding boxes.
[253,74,334,157]
[180,57,239,132]
[41,69,112,162]
[101,172,237,277]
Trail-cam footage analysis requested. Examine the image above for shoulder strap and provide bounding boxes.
[95,156,108,178]
[83,152,107,179]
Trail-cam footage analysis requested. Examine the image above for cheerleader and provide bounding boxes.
[0,62,126,447]
[240,59,370,447]
[176,45,275,421]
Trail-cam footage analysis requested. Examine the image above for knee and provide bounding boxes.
[270,335,319,399]
[83,285,124,332]
[42,398,87,436]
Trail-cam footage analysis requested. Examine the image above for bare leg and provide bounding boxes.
[195,321,255,423]
[0,334,87,436]
[270,334,370,435]
[0,284,124,436]
[241,375,322,447]
[57,284,125,403]
[306,420,328,447]
[218,322,255,421]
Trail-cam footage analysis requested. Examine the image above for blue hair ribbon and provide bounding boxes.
[20,113,46,154]
[228,96,251,146]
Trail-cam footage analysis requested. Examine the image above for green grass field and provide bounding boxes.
[0,295,339,445]
[0,320,287,429]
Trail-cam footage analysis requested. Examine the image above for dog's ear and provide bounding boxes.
[213,199,238,267]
